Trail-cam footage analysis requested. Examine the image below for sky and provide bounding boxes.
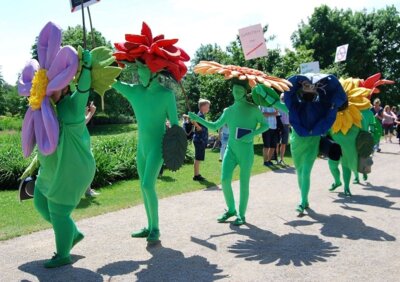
[0,0,399,84]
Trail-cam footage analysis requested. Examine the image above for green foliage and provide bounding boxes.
[0,116,22,131]
[0,132,138,190]
[91,134,137,188]
[292,5,400,105]
[0,134,32,189]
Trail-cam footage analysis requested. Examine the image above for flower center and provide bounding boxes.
[28,69,48,111]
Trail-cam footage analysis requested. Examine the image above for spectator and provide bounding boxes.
[276,94,290,166]
[382,105,397,143]
[193,98,210,181]
[260,106,278,166]
[85,101,99,197]
[371,98,383,152]
[182,114,194,142]
[395,109,400,145]
[219,123,229,161]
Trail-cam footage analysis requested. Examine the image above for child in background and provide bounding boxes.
[193,98,211,181]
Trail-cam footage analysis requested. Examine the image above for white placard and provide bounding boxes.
[300,61,320,74]
[70,0,100,12]
[335,44,349,63]
[238,24,268,60]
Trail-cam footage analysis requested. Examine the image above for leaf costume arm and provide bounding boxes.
[167,91,179,126]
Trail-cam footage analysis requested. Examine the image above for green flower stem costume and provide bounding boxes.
[34,52,95,268]
[112,22,190,242]
[192,61,291,225]
[189,84,268,225]
[113,64,179,241]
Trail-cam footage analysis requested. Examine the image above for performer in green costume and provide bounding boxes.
[284,74,347,214]
[113,62,179,241]
[191,61,291,225]
[18,22,120,268]
[112,22,189,242]
[34,50,94,268]
[190,83,268,225]
[329,76,394,194]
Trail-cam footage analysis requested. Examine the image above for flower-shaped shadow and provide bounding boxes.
[18,21,78,157]
[228,224,339,267]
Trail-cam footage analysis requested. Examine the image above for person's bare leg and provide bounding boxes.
[263,148,268,162]
[280,144,286,160]
[267,148,275,162]
[194,160,201,176]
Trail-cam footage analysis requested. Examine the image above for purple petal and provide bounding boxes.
[18,59,39,96]
[33,106,58,156]
[37,22,62,70]
[46,46,78,95]
[21,108,36,158]
[40,97,59,153]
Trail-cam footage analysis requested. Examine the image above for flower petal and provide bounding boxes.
[18,59,40,96]
[46,46,78,95]
[40,97,59,154]
[21,108,36,157]
[33,100,58,156]
[37,22,62,70]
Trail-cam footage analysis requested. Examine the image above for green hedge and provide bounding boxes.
[0,132,194,190]
[0,116,22,131]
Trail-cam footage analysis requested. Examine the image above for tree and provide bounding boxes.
[292,5,400,105]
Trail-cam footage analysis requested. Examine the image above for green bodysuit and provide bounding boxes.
[189,84,268,225]
[34,50,95,268]
[329,109,376,194]
[113,63,179,242]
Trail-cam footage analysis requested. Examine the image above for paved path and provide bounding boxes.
[1,143,399,281]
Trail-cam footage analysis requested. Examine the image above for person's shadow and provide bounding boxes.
[332,193,400,211]
[19,255,103,282]
[362,184,400,198]
[225,224,339,267]
[285,209,396,241]
[97,244,227,281]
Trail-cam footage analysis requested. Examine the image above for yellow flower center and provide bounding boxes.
[28,69,49,111]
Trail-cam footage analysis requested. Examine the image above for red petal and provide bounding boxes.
[153,34,165,41]
[141,22,153,45]
[363,73,381,89]
[125,34,149,45]
[178,47,190,61]
[155,38,179,47]
[128,45,149,55]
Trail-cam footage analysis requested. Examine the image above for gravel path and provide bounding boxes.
[1,142,399,281]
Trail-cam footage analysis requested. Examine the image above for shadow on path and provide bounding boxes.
[285,209,396,241]
[333,193,400,211]
[227,224,339,267]
[97,244,227,281]
[19,255,102,282]
[363,184,400,198]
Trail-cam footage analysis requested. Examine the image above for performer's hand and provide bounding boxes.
[82,50,92,68]
[89,101,96,114]
[188,112,199,122]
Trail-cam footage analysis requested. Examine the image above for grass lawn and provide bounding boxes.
[0,128,293,241]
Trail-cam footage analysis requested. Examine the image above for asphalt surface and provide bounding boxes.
[1,142,399,281]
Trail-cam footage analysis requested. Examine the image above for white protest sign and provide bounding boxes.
[300,61,320,74]
[335,44,349,63]
[239,24,268,60]
[70,0,100,12]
